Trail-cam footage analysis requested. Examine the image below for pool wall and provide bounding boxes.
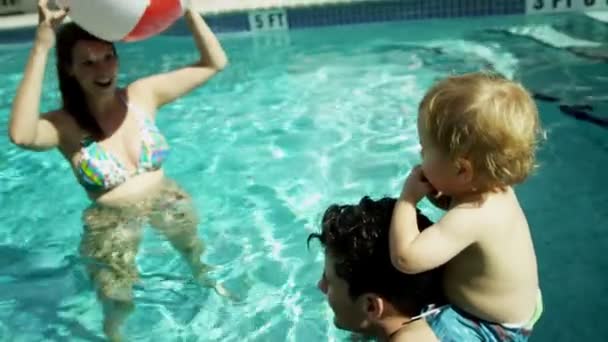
[1,0,606,42]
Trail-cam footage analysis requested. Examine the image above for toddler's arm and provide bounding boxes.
[389,197,479,274]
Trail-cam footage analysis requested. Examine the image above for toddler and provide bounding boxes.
[389,72,544,341]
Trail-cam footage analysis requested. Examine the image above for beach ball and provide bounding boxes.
[58,0,190,42]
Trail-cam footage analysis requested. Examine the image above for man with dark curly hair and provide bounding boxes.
[308,196,444,341]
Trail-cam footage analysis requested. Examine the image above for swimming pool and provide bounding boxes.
[0,12,607,341]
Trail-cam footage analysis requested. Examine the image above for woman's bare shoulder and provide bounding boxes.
[41,109,87,149]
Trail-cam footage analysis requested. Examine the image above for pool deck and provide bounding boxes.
[0,0,371,31]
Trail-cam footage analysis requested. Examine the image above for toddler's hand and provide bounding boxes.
[401,165,433,203]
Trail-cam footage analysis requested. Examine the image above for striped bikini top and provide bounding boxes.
[75,97,170,193]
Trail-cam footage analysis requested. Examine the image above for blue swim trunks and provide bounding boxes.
[423,291,543,342]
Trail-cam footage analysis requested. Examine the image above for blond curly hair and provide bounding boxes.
[418,72,542,191]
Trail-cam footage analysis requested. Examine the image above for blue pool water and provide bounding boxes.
[1,12,607,341]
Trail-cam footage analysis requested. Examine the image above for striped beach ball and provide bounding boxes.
[58,0,190,42]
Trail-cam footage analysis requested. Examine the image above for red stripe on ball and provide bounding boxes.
[123,0,183,42]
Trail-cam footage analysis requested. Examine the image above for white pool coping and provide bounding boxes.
[0,0,374,31]
[199,0,376,13]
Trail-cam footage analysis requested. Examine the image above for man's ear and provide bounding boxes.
[359,293,384,320]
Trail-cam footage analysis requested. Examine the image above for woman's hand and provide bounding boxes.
[8,0,67,149]
[35,0,69,49]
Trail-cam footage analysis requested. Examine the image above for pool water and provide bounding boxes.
[1,12,607,341]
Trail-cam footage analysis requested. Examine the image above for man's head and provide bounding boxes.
[308,196,443,335]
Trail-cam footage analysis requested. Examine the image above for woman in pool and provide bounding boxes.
[8,0,228,340]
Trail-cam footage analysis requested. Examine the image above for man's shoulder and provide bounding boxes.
[394,322,439,342]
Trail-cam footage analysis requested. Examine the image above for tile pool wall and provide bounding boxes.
[1,0,607,42]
